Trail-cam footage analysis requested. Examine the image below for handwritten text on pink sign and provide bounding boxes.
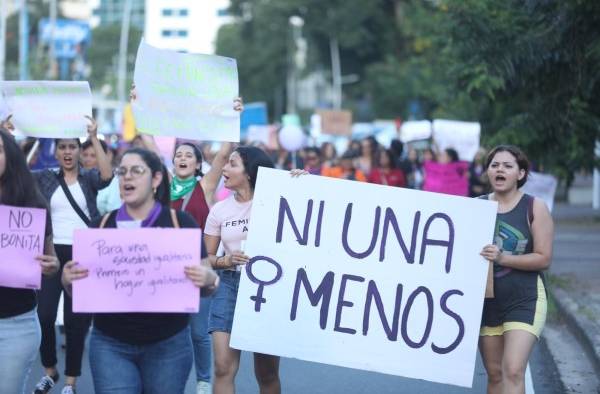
[72,228,201,313]
[0,205,46,289]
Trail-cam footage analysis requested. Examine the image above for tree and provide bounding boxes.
[87,24,142,95]
[216,0,600,180]
[439,0,600,180]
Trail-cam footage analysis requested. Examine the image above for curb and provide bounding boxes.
[549,286,600,377]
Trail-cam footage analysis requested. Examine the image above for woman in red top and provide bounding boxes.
[169,99,243,394]
[367,149,406,188]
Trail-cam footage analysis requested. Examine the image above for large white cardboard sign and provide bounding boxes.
[432,119,481,161]
[231,168,498,387]
[400,120,432,143]
[132,40,240,141]
[0,81,91,138]
[521,171,558,212]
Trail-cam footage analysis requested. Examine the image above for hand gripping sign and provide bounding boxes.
[230,168,497,388]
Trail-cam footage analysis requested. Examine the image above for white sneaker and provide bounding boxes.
[61,386,76,394]
[196,380,211,394]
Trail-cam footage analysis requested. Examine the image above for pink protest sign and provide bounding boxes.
[72,228,201,313]
[0,205,46,289]
[423,161,469,196]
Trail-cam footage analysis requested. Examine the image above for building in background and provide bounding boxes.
[94,0,145,29]
[145,0,229,54]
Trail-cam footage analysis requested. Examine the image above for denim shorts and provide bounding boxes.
[208,270,240,334]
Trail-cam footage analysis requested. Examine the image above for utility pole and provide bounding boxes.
[594,139,600,210]
[47,0,57,78]
[19,0,29,80]
[0,0,6,80]
[117,0,133,103]
[330,37,342,110]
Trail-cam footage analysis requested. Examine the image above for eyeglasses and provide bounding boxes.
[114,165,148,177]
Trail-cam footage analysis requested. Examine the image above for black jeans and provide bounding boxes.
[37,244,91,377]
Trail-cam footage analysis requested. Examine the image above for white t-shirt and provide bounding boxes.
[50,182,90,245]
[205,195,252,270]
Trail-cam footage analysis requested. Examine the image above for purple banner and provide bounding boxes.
[423,161,469,197]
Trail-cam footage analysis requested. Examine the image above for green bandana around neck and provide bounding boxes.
[170,176,197,201]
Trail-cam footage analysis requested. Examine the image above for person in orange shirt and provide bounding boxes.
[321,150,366,182]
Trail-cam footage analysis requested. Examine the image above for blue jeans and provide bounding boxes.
[208,270,240,334]
[190,295,212,382]
[89,326,193,394]
[0,308,41,394]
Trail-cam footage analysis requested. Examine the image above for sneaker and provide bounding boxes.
[33,374,59,394]
[196,380,212,394]
[61,386,76,394]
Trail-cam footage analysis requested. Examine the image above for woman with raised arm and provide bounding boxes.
[0,128,59,394]
[478,145,554,394]
[62,147,218,393]
[205,146,281,394]
[32,117,113,394]
[168,97,242,394]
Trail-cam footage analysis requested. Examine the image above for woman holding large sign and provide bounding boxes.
[479,145,554,394]
[0,128,59,394]
[62,147,219,393]
[204,146,281,394]
[32,117,113,394]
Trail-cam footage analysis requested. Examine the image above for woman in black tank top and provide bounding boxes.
[478,145,554,394]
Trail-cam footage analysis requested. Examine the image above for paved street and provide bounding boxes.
[29,202,600,394]
[27,330,561,393]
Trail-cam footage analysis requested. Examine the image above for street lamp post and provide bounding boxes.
[330,37,342,110]
[287,15,304,115]
[117,0,133,104]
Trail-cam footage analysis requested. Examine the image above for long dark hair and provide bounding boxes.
[174,142,204,177]
[0,129,47,209]
[235,146,275,190]
[121,147,170,206]
[377,148,397,169]
[485,145,530,188]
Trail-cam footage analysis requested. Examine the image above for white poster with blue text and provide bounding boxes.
[132,40,240,142]
[231,168,498,388]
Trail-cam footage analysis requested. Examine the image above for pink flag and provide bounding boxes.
[0,205,46,289]
[423,161,469,196]
[72,228,201,313]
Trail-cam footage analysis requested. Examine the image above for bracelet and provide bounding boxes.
[215,255,228,269]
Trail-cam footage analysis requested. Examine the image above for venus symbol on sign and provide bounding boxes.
[245,255,282,312]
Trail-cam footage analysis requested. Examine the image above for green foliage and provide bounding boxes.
[216,0,600,179]
[87,24,143,95]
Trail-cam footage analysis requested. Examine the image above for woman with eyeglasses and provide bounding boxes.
[62,147,218,393]
[31,117,113,394]
[0,127,59,394]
